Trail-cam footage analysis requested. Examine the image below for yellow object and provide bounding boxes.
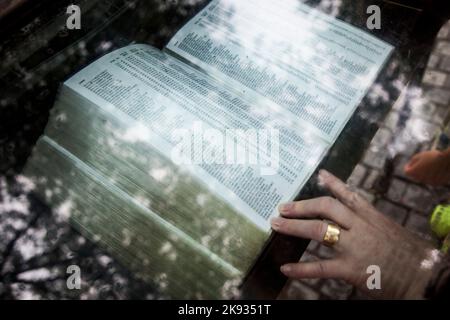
[323,223,341,247]
[430,205,450,239]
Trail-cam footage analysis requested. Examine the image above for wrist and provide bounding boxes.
[403,265,434,299]
[403,249,442,299]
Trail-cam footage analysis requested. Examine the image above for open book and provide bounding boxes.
[24,0,393,298]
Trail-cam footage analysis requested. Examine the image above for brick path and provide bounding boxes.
[280,21,450,300]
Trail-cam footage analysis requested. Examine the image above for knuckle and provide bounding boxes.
[314,221,327,239]
[348,191,363,207]
[317,261,327,277]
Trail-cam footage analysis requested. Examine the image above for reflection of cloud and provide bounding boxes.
[10,283,41,300]
[158,242,177,261]
[150,168,169,181]
[420,249,441,269]
[155,272,168,291]
[367,83,390,104]
[15,175,36,192]
[54,199,73,223]
[405,117,437,142]
[121,228,132,247]
[386,84,440,158]
[316,0,343,17]
[17,267,55,281]
[16,230,46,260]
[196,193,207,206]
[215,218,228,229]
[220,277,241,299]
[121,123,152,143]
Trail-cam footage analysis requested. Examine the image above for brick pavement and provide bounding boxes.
[280,21,450,300]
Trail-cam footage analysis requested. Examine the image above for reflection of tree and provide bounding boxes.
[0,176,159,299]
[0,0,447,299]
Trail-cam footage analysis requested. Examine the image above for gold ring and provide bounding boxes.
[322,223,340,247]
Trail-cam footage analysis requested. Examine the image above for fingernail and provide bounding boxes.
[319,169,331,178]
[270,217,282,230]
[280,265,291,273]
[278,202,294,213]
[318,169,330,186]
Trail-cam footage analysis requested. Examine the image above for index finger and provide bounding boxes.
[318,169,372,216]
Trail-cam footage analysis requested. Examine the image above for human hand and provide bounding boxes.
[271,170,440,299]
[404,149,450,186]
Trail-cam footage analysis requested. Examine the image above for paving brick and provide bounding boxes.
[302,249,319,262]
[427,54,441,69]
[357,189,376,204]
[305,241,320,254]
[393,155,412,180]
[382,111,400,132]
[406,117,440,144]
[438,24,450,39]
[386,178,408,203]
[347,164,367,187]
[427,54,440,69]
[423,70,447,86]
[440,55,450,71]
[402,184,435,213]
[300,278,321,288]
[319,279,353,300]
[389,129,422,158]
[375,199,408,225]
[405,212,433,241]
[317,244,334,259]
[399,141,421,158]
[425,87,450,105]
[436,41,450,56]
[433,104,450,125]
[363,169,380,191]
[282,280,320,300]
[363,149,387,170]
[371,128,392,151]
[410,101,437,121]
[444,73,450,88]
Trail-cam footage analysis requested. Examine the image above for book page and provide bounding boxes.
[166,0,394,142]
[65,44,327,231]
